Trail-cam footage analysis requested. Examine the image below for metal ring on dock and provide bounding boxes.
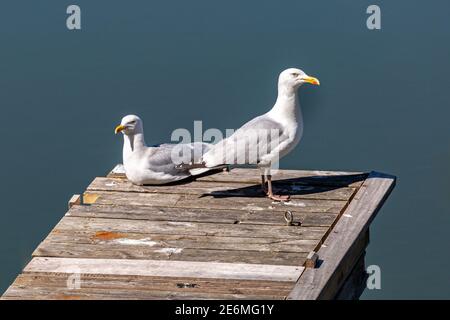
[284,211,294,226]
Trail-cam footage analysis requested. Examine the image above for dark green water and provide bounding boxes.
[1,0,449,299]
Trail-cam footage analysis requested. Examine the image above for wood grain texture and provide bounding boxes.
[2,272,294,300]
[2,287,284,300]
[33,243,309,265]
[51,216,329,240]
[287,171,396,300]
[2,166,395,300]
[24,257,304,282]
[34,214,327,265]
[39,230,319,253]
[82,191,347,214]
[88,177,356,201]
[67,204,339,227]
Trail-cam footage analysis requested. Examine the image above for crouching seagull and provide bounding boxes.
[115,115,212,185]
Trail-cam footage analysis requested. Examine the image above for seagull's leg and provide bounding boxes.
[267,175,290,201]
[259,167,268,194]
[261,175,268,194]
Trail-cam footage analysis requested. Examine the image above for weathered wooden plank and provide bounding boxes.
[83,192,181,206]
[177,195,345,214]
[83,191,347,214]
[287,171,396,300]
[2,283,284,300]
[53,216,329,240]
[67,204,339,227]
[68,204,243,224]
[24,257,304,282]
[13,272,294,294]
[39,230,319,253]
[3,287,284,300]
[1,272,293,300]
[239,211,338,227]
[33,242,309,265]
[88,177,356,201]
[316,229,369,297]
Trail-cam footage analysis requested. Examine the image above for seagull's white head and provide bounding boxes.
[278,68,320,89]
[115,114,144,135]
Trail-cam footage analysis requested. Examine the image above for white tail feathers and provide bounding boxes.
[189,165,229,176]
[189,168,212,176]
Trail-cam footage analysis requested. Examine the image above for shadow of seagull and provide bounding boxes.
[196,173,368,199]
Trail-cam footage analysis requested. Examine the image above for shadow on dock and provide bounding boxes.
[199,173,368,199]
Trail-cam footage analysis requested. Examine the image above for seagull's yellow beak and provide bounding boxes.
[115,124,126,134]
[302,76,320,85]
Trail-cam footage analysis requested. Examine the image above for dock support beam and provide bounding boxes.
[287,171,396,300]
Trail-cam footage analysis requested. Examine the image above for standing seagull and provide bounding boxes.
[184,68,319,201]
[115,115,211,185]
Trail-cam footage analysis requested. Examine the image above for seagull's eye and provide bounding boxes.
[129,120,136,125]
[291,73,299,77]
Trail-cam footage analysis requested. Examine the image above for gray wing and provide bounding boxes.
[203,115,288,167]
[146,142,211,174]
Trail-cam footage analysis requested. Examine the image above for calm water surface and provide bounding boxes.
[0,0,449,298]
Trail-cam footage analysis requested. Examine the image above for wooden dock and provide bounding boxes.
[1,166,395,300]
